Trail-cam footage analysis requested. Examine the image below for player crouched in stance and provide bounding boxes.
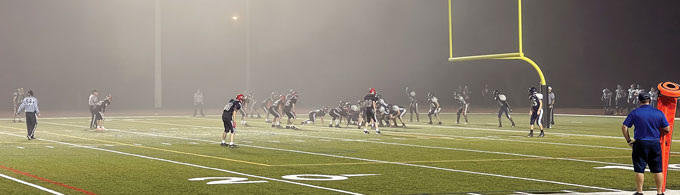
[221,94,244,148]
[94,94,113,131]
[427,92,442,125]
[527,87,544,137]
[453,91,469,124]
[362,88,380,134]
[328,102,345,128]
[493,90,515,127]
[283,92,299,129]
[269,95,285,128]
[388,104,406,127]
[302,106,328,126]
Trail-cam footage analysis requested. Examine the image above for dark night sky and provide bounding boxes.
[0,0,678,112]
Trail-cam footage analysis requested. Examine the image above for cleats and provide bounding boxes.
[329,124,333,127]
[375,130,381,134]
[335,124,341,128]
[27,136,32,140]
[228,144,238,148]
[220,143,227,147]
[428,122,433,124]
[438,122,442,125]
[538,132,545,137]
[527,131,534,137]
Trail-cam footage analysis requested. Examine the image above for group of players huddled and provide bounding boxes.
[601,84,660,115]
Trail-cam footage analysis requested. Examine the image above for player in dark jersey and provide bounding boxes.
[93,94,112,131]
[302,106,328,125]
[615,85,627,115]
[493,90,516,127]
[221,94,243,148]
[239,91,249,126]
[454,91,469,124]
[247,93,261,118]
[12,88,25,123]
[528,87,544,137]
[268,95,285,128]
[262,91,276,123]
[388,104,407,127]
[362,88,380,134]
[601,88,613,115]
[283,92,299,129]
[427,92,442,125]
[328,101,345,128]
[462,85,471,113]
[405,87,419,122]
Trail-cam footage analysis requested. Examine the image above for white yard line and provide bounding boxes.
[40,121,622,192]
[0,131,362,195]
[0,173,64,195]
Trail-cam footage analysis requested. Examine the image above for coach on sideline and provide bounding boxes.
[621,92,670,195]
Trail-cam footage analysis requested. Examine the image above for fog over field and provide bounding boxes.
[1,0,679,112]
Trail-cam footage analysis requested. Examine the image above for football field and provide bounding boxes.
[0,113,678,194]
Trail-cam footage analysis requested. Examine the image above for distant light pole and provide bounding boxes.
[154,0,162,108]
[231,0,251,90]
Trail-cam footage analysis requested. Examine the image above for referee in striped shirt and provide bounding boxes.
[16,90,40,140]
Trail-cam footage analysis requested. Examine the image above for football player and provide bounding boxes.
[12,88,25,123]
[405,87,419,122]
[239,91,249,126]
[426,92,442,125]
[362,88,380,134]
[454,91,469,124]
[94,94,112,131]
[627,84,636,113]
[302,106,328,125]
[601,88,613,115]
[328,101,345,128]
[268,95,285,128]
[528,87,544,137]
[493,90,515,127]
[262,91,276,123]
[247,93,261,118]
[388,104,407,127]
[615,85,627,115]
[283,92,299,129]
[221,94,244,148]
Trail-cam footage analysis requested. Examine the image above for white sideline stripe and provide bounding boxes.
[0,132,362,195]
[43,122,622,192]
[129,120,637,167]
[0,173,64,195]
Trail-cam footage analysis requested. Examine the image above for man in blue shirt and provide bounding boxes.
[622,92,670,195]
